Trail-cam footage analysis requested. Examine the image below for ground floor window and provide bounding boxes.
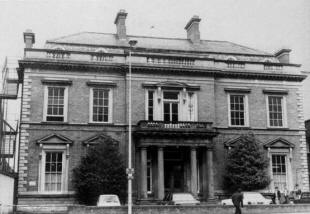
[42,151,65,192]
[272,154,287,191]
[147,151,152,193]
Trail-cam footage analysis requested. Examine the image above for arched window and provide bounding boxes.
[226,56,244,69]
[92,48,112,61]
[226,56,237,61]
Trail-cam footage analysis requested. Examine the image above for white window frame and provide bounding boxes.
[145,90,155,121]
[39,146,68,194]
[270,153,289,192]
[43,86,68,122]
[146,151,152,194]
[162,90,180,122]
[89,88,113,123]
[266,95,287,128]
[227,93,249,127]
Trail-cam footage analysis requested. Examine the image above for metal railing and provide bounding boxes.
[137,120,213,130]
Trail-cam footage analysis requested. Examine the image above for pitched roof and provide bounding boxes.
[46,32,272,56]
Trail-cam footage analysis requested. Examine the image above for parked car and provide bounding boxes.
[97,194,121,207]
[293,192,310,204]
[162,192,200,205]
[221,192,272,205]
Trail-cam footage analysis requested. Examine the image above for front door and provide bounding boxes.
[164,148,184,192]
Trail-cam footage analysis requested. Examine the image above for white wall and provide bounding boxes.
[0,173,14,214]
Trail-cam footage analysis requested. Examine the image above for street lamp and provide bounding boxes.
[127,39,137,214]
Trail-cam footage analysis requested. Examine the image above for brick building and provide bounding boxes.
[17,10,309,205]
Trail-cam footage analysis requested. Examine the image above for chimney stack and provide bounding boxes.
[23,29,35,48]
[275,48,291,63]
[185,15,201,44]
[114,9,128,40]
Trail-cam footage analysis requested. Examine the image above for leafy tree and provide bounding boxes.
[224,133,270,192]
[72,138,127,205]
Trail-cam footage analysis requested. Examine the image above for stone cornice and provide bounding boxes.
[18,59,306,82]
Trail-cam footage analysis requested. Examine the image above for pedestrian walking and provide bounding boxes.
[274,186,281,204]
[232,188,243,214]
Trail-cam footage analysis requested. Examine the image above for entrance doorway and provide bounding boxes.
[164,147,185,192]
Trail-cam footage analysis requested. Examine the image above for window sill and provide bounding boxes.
[228,126,251,130]
[41,121,69,125]
[88,122,114,126]
[267,127,289,131]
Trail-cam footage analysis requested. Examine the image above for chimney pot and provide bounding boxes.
[114,9,128,40]
[275,48,291,63]
[185,15,201,44]
[23,29,35,48]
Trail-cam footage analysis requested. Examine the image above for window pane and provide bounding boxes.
[230,95,245,126]
[92,89,110,122]
[268,96,283,127]
[148,91,154,121]
[44,152,63,192]
[163,91,178,100]
[47,87,65,121]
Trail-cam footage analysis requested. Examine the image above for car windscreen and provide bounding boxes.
[302,193,310,198]
[99,196,119,203]
[173,194,194,201]
[245,193,265,201]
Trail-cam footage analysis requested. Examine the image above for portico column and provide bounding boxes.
[140,147,147,199]
[207,148,215,200]
[190,147,197,196]
[157,147,165,200]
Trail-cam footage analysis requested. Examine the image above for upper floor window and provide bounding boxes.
[90,88,112,123]
[163,91,179,122]
[44,86,68,122]
[267,95,286,127]
[147,91,154,121]
[228,94,249,127]
[145,88,197,122]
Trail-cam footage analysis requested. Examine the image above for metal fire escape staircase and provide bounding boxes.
[0,57,22,175]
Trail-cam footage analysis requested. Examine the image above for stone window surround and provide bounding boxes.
[36,133,73,194]
[39,146,68,194]
[145,88,198,122]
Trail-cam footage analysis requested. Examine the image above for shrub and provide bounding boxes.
[224,133,270,192]
[73,138,127,205]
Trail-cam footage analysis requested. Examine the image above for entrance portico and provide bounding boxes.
[134,120,218,201]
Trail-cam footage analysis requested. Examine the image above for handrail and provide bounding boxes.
[137,120,213,130]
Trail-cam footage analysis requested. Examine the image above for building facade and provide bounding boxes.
[17,10,309,205]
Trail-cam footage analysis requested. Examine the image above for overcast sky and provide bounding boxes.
[1,0,310,118]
